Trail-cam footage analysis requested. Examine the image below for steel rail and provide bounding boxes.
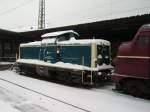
[0,77,91,112]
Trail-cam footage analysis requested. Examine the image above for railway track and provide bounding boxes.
[0,76,91,112]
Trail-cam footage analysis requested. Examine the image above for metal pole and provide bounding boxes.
[38,0,45,29]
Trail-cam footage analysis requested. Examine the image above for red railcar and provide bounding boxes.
[113,24,150,97]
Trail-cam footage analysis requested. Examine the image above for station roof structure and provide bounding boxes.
[0,14,149,59]
[0,14,150,42]
[0,28,18,38]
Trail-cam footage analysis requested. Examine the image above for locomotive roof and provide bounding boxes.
[41,30,79,38]
[57,38,110,46]
[20,38,110,47]
[141,24,150,29]
[20,41,41,47]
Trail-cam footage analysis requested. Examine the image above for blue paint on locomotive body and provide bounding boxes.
[39,45,91,67]
[60,45,91,67]
[20,47,40,60]
[19,30,111,69]
[39,45,57,63]
[20,45,92,67]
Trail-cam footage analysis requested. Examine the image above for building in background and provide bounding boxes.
[0,29,41,61]
[0,14,150,62]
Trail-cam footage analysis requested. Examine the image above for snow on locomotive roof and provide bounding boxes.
[41,30,79,38]
[20,38,110,47]
[142,24,150,28]
[20,41,41,47]
[58,38,110,46]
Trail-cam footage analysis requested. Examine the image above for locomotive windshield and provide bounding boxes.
[97,45,110,65]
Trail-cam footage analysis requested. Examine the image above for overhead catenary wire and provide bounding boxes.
[46,4,150,26]
[0,0,135,18]
[0,0,150,30]
[46,0,150,22]
[0,0,35,16]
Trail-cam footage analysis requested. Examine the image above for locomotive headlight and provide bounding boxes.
[105,56,109,58]
[98,55,102,59]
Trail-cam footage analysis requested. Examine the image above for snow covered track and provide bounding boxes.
[0,76,90,112]
[0,70,150,112]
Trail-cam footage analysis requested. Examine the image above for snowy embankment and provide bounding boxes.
[0,70,149,112]
[0,62,14,65]
[0,62,14,70]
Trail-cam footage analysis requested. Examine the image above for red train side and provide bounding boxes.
[113,24,150,97]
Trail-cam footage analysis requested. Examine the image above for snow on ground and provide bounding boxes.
[0,62,14,65]
[0,70,149,112]
[0,100,20,112]
[0,82,50,112]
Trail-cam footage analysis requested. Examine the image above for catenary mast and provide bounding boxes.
[38,0,45,29]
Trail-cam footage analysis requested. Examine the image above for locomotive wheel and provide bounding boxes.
[65,73,73,84]
[123,80,143,97]
[115,82,123,91]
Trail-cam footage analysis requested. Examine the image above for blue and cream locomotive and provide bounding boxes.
[17,30,113,85]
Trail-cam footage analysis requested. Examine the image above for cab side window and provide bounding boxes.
[57,34,70,42]
[136,36,149,47]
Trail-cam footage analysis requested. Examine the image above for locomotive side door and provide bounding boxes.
[39,46,44,61]
[43,46,57,63]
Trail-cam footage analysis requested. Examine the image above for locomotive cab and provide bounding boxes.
[41,30,79,43]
